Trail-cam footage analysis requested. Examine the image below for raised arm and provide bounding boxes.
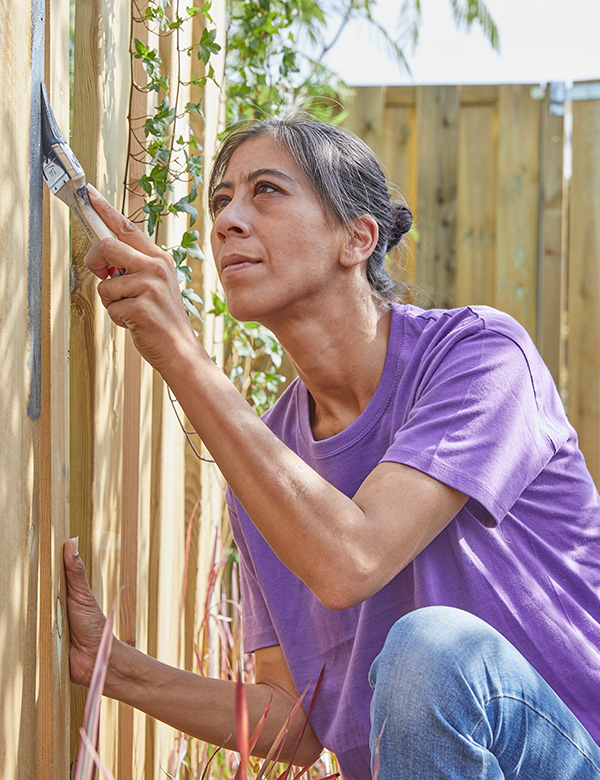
[83,189,467,610]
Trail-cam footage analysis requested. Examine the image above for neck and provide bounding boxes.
[263,294,392,440]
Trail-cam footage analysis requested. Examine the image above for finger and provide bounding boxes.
[87,184,160,256]
[85,236,150,280]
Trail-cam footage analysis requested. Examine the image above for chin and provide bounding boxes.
[223,294,269,324]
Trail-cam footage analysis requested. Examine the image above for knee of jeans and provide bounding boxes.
[369,605,496,694]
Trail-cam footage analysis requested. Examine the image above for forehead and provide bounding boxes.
[221,134,303,183]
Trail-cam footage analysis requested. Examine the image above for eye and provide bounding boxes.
[211,193,231,215]
[254,181,279,196]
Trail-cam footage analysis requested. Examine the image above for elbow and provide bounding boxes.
[311,554,405,611]
[313,576,374,612]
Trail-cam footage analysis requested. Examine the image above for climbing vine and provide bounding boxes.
[124,0,220,322]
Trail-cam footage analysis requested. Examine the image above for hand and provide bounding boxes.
[63,538,109,687]
[83,186,200,375]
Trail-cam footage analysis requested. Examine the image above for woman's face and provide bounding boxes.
[210,134,350,325]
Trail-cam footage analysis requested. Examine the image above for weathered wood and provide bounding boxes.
[495,85,541,336]
[537,94,565,387]
[455,102,497,307]
[416,85,460,307]
[568,94,600,485]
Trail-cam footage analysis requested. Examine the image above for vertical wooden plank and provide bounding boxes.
[184,1,227,680]
[122,9,155,778]
[416,85,459,308]
[69,0,106,752]
[118,338,142,777]
[537,94,566,386]
[345,86,386,161]
[0,2,38,776]
[382,98,418,292]
[71,0,129,770]
[567,95,600,485]
[455,96,498,307]
[39,0,71,776]
[495,85,541,337]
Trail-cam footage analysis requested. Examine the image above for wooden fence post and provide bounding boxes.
[38,0,72,775]
[568,93,600,485]
[416,85,460,308]
[495,85,541,337]
[455,86,498,308]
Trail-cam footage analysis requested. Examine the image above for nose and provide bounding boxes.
[212,197,251,244]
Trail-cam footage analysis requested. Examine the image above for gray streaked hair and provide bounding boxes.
[208,116,412,302]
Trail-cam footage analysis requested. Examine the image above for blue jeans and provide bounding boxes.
[369,606,600,779]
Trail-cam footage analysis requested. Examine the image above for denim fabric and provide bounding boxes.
[369,606,600,779]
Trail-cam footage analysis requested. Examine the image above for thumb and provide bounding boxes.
[63,537,91,593]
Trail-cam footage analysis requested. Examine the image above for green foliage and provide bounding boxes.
[225,0,355,125]
[125,0,222,333]
[211,293,287,414]
[398,0,499,51]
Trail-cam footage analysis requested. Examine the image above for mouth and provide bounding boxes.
[221,254,262,275]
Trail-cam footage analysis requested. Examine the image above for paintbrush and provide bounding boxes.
[40,82,123,276]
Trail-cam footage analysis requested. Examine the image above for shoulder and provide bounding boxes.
[395,303,537,360]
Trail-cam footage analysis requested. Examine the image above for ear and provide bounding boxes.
[339,215,379,269]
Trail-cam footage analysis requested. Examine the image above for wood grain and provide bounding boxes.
[568,94,600,485]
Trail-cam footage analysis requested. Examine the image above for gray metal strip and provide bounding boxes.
[28,0,45,419]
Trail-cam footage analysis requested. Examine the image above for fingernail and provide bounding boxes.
[73,536,79,557]
[87,183,102,199]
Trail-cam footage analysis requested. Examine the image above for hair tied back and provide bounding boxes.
[387,202,413,252]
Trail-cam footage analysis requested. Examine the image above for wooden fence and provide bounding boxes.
[3,17,599,776]
[347,84,600,487]
[2,0,225,777]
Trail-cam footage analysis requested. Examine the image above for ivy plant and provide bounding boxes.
[124,0,220,320]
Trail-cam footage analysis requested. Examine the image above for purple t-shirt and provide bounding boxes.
[226,304,600,780]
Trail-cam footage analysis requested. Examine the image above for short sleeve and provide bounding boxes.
[225,489,279,653]
[381,325,563,525]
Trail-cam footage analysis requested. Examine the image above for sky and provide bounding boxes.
[323,0,600,86]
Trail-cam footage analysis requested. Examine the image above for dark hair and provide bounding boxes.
[208,116,413,302]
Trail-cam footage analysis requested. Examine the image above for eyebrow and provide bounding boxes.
[213,168,296,195]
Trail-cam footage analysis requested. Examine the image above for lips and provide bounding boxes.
[221,253,262,273]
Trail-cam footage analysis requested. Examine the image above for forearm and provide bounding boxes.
[160,340,367,603]
[105,639,322,765]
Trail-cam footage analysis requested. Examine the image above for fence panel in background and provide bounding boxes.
[348,83,598,486]
[568,96,600,485]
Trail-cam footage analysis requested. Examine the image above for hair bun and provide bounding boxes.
[388,202,413,251]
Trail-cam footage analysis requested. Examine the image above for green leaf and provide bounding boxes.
[210,292,228,316]
[197,27,221,63]
[182,289,203,320]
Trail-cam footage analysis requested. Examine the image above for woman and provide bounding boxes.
[65,116,600,779]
